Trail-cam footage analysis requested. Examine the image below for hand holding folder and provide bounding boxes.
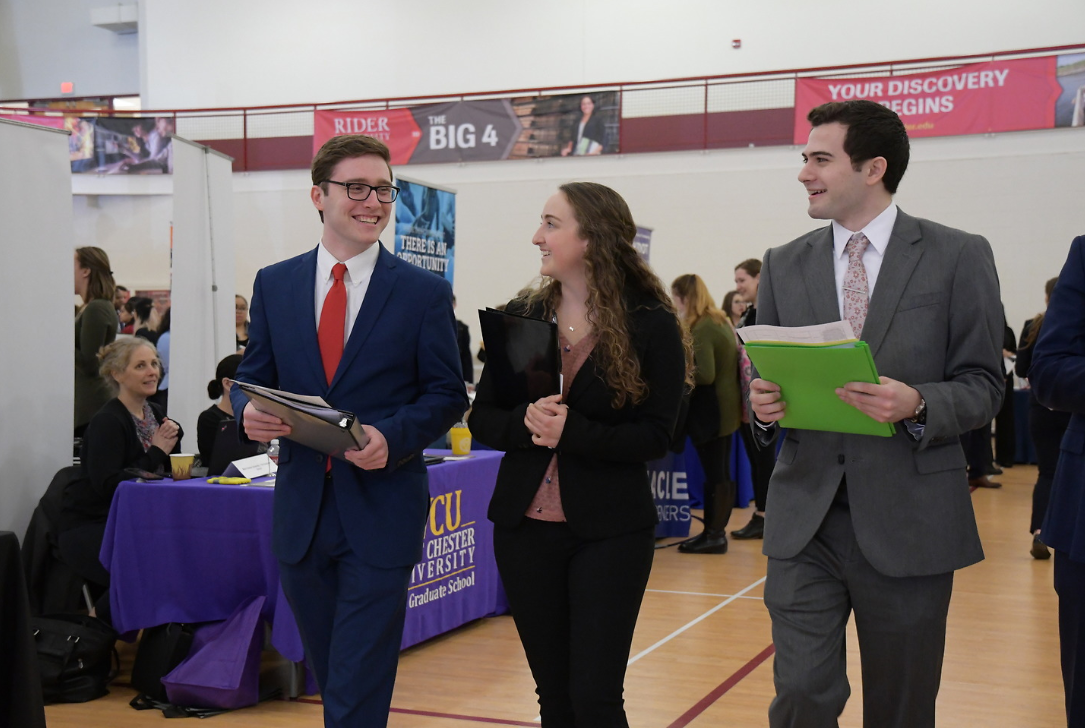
[232,381,370,460]
[738,323,896,437]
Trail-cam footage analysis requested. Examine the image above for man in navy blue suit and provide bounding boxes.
[1030,234,1085,728]
[231,134,468,727]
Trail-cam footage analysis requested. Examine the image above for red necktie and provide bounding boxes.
[318,263,347,385]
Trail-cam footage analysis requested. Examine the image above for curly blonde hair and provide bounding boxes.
[524,182,693,408]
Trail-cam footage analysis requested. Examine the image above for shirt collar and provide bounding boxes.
[832,203,898,259]
[317,241,380,287]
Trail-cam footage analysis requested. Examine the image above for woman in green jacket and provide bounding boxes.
[74,247,118,436]
[672,274,741,554]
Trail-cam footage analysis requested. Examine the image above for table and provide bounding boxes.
[0,532,47,728]
[1014,388,1037,464]
[100,450,507,663]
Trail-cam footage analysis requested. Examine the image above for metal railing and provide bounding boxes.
[3,43,1082,171]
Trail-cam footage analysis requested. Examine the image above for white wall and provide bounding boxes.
[70,126,1085,389]
[0,120,76,538]
[141,0,1085,109]
[0,0,138,101]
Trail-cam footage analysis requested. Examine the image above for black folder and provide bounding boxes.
[478,308,560,408]
[233,381,369,460]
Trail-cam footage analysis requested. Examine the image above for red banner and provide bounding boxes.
[313,109,421,165]
[794,57,1062,143]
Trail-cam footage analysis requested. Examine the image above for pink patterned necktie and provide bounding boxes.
[843,232,870,338]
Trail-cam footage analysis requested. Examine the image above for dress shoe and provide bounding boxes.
[969,476,1002,489]
[987,464,1004,475]
[731,513,764,539]
[1031,536,1051,560]
[679,529,728,554]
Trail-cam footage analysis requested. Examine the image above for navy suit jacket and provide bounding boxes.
[1031,235,1085,560]
[231,244,469,567]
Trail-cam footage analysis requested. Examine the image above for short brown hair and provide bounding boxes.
[735,258,762,277]
[76,246,115,304]
[807,100,910,194]
[310,135,393,222]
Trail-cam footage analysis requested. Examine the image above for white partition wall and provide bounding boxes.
[169,137,236,443]
[0,119,75,538]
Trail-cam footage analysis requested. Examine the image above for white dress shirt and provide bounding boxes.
[314,241,379,341]
[831,203,898,320]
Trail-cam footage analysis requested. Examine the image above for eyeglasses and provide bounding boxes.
[324,180,400,203]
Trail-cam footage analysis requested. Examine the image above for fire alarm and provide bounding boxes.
[732,39,742,49]
[60,81,74,95]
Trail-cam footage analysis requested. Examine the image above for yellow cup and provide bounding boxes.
[449,426,472,456]
[170,453,195,480]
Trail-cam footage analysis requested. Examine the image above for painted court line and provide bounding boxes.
[646,587,763,600]
[627,576,767,667]
[294,698,538,726]
[665,643,776,728]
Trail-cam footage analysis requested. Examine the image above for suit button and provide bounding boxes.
[838,454,845,464]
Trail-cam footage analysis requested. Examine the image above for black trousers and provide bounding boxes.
[961,423,994,478]
[694,434,732,485]
[56,522,112,625]
[994,375,1016,465]
[739,423,777,512]
[494,519,655,728]
[1030,401,1072,533]
[1055,550,1085,727]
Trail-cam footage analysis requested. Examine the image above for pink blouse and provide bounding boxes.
[525,330,596,522]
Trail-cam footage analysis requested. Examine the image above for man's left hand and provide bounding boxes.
[836,377,922,424]
[344,425,389,470]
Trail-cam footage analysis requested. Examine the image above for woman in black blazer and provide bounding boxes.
[59,337,182,624]
[469,182,690,727]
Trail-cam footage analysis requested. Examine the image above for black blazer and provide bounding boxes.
[469,293,686,539]
[60,398,182,531]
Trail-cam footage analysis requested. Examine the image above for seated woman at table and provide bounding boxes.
[197,353,243,466]
[57,337,183,625]
[469,182,690,727]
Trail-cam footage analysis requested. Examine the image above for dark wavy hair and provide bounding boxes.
[523,182,694,408]
[207,353,244,399]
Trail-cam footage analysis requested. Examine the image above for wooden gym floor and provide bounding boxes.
[45,463,1063,727]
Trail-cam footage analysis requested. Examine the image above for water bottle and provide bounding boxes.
[267,438,280,470]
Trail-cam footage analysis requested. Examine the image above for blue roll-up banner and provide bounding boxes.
[394,178,456,284]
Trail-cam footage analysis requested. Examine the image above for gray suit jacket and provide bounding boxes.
[756,209,1003,577]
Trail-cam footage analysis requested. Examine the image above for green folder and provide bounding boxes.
[743,340,896,437]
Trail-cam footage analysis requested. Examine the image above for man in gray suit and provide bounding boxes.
[749,100,1003,728]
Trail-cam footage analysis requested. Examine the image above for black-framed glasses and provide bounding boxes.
[324,180,400,203]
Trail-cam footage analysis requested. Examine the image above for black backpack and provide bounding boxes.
[31,613,118,703]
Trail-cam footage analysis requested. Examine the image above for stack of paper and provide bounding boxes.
[737,322,895,437]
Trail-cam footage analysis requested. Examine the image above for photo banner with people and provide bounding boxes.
[313,90,620,164]
[793,56,1075,143]
[394,179,456,284]
[2,114,179,174]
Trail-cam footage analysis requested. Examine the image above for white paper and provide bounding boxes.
[737,321,857,345]
[229,380,331,408]
[224,454,278,479]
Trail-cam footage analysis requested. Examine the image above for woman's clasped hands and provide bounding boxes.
[525,394,567,449]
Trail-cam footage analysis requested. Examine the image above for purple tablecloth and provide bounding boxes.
[100,450,507,662]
